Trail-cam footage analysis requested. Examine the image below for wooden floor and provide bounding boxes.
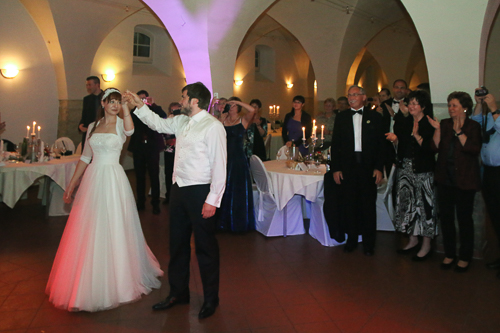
[1,171,500,332]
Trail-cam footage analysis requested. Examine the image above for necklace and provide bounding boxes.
[225,116,240,126]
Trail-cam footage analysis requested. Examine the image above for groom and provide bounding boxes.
[128,82,227,319]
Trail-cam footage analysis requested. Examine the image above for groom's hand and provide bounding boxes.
[202,203,216,219]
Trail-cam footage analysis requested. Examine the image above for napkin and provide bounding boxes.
[296,162,307,171]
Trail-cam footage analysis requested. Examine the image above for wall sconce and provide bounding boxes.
[314,80,317,89]
[1,65,19,79]
[102,70,115,82]
[234,80,243,86]
[286,82,294,89]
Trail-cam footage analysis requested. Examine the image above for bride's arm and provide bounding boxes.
[63,160,88,203]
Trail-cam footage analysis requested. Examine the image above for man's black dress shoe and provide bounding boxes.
[440,258,456,270]
[412,250,432,262]
[198,300,219,319]
[396,244,419,254]
[137,202,145,211]
[152,295,189,311]
[486,258,500,270]
[364,249,374,256]
[153,205,160,215]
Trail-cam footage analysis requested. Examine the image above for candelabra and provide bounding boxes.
[302,135,324,151]
[268,113,279,133]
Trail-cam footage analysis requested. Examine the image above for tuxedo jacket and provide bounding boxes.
[331,107,386,176]
[380,97,408,133]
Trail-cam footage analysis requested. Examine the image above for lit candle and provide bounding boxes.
[32,121,36,135]
[302,127,306,140]
[313,126,317,138]
[313,119,316,128]
[273,105,276,114]
[27,126,30,138]
[276,106,280,115]
[269,106,273,115]
[38,126,41,140]
[321,125,324,139]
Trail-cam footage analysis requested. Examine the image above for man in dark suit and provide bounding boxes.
[78,76,103,150]
[128,90,166,214]
[380,79,409,133]
[330,85,386,255]
[379,79,409,174]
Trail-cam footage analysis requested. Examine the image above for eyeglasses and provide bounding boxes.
[347,93,365,97]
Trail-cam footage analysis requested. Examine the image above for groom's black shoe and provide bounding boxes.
[152,295,189,311]
[198,300,219,319]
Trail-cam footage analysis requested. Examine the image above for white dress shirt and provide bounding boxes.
[352,108,363,152]
[134,105,227,207]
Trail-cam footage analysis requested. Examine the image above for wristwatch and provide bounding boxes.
[456,131,464,136]
[493,109,500,115]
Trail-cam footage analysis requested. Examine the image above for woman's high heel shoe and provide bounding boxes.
[396,244,419,254]
[454,261,469,273]
[440,258,456,270]
[412,250,433,262]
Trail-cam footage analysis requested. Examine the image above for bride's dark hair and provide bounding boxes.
[88,88,121,139]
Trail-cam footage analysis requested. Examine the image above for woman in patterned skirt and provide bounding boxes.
[385,90,437,261]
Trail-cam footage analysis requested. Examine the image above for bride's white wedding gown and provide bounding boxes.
[46,118,163,312]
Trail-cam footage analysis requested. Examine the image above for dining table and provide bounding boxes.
[262,159,394,246]
[0,155,80,216]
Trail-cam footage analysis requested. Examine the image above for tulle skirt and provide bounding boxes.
[45,161,163,312]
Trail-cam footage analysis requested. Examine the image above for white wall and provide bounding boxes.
[234,29,311,121]
[91,10,186,108]
[0,0,59,145]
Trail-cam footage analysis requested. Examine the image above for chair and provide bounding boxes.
[54,137,75,154]
[249,155,304,237]
[275,145,289,160]
[376,165,396,231]
[1,139,16,152]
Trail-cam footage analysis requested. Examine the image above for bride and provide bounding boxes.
[45,88,163,312]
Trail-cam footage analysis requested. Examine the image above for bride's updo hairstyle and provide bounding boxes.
[88,88,121,139]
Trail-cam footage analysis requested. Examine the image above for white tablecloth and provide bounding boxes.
[263,160,393,246]
[0,155,80,215]
[264,160,324,210]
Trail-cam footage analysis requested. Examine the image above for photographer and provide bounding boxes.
[127,90,166,214]
[472,87,500,277]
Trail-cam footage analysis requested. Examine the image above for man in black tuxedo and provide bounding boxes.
[330,85,385,255]
[127,90,166,214]
[78,76,103,150]
[379,79,409,174]
[380,79,408,133]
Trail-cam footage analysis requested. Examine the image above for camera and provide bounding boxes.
[223,103,231,113]
[172,108,181,116]
[475,86,489,97]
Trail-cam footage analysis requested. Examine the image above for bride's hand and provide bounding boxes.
[124,91,144,109]
[63,184,75,204]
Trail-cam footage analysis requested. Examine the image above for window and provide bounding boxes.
[133,28,153,64]
[255,50,260,72]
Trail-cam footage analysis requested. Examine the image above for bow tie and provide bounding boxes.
[393,100,401,104]
[351,109,363,115]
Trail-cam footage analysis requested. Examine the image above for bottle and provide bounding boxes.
[326,146,331,172]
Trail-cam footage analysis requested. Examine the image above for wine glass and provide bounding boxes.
[314,159,321,174]
[60,143,67,156]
